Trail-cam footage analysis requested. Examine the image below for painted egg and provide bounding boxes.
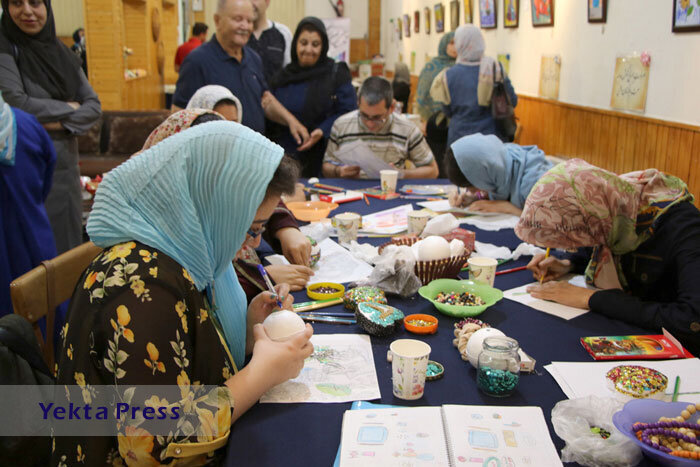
[356,302,404,336]
[308,236,321,268]
[465,327,506,368]
[262,310,306,341]
[417,236,451,262]
[449,239,465,257]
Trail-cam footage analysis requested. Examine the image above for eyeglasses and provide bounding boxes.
[359,112,389,125]
[247,225,266,238]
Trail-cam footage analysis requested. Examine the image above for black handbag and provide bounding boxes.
[491,62,517,143]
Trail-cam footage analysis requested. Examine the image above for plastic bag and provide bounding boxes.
[355,245,421,297]
[551,396,642,467]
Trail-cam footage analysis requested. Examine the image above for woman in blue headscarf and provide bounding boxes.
[53,121,313,465]
[444,133,553,215]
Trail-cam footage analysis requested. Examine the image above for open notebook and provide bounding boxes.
[338,404,562,466]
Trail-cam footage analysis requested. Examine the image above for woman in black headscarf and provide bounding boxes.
[269,16,356,177]
[0,0,101,254]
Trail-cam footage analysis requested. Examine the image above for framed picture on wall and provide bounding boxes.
[672,0,700,32]
[450,0,460,30]
[425,7,432,33]
[479,0,497,29]
[414,10,420,33]
[397,17,402,40]
[531,0,554,27]
[403,14,411,38]
[435,4,445,33]
[192,0,203,11]
[504,0,519,28]
[587,0,607,23]
[464,0,473,23]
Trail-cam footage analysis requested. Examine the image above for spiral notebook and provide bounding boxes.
[338,404,562,466]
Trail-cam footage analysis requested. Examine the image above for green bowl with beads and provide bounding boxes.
[418,279,503,318]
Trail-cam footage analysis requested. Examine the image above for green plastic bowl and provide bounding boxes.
[418,279,503,318]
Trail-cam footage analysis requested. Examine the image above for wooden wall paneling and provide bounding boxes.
[83,0,124,110]
[368,0,381,57]
[640,123,657,171]
[162,3,179,85]
[654,125,669,172]
[589,110,603,168]
[677,130,693,183]
[666,128,682,177]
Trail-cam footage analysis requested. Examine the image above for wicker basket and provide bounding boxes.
[378,236,470,285]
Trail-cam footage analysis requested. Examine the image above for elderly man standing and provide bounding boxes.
[323,77,439,179]
[172,0,307,143]
[248,0,293,84]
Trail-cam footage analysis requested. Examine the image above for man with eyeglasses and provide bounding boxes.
[322,77,439,179]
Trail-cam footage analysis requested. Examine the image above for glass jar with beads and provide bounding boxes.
[477,336,520,397]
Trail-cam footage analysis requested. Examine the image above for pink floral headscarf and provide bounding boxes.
[515,159,693,289]
[142,109,222,150]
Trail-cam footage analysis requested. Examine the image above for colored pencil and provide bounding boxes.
[399,195,443,201]
[540,247,551,284]
[672,376,680,402]
[303,187,333,195]
[495,265,528,276]
[292,297,343,312]
[364,194,370,205]
[297,312,355,317]
[314,183,344,192]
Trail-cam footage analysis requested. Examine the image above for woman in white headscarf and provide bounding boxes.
[186,84,243,123]
[430,24,517,147]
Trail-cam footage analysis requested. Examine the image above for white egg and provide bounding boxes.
[410,240,422,261]
[307,177,320,184]
[417,236,451,262]
[450,239,466,257]
[262,310,306,341]
[465,327,506,368]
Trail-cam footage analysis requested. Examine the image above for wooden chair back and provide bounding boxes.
[9,242,102,370]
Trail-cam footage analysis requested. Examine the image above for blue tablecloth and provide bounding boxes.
[226,179,654,466]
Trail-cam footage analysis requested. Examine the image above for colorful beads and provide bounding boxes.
[605,365,668,398]
[633,404,700,459]
[406,319,433,327]
[343,286,387,311]
[476,366,519,397]
[435,291,485,306]
[312,286,341,294]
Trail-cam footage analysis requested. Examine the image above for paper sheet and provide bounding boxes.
[417,199,503,217]
[544,359,700,404]
[460,213,520,231]
[359,204,413,235]
[260,334,381,403]
[502,275,591,320]
[265,238,373,285]
[333,139,394,179]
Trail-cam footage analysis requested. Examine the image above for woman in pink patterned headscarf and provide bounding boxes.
[515,159,700,354]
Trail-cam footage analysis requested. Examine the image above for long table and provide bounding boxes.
[226,179,655,466]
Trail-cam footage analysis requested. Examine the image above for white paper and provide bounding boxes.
[261,334,381,403]
[359,204,413,235]
[502,275,591,320]
[545,359,700,404]
[474,241,512,259]
[442,405,563,467]
[417,199,504,217]
[333,139,395,179]
[339,407,450,466]
[265,238,373,285]
[460,213,520,231]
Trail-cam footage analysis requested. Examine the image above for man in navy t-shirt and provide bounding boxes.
[172,0,307,144]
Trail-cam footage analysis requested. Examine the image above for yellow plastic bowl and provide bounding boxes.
[306,282,345,300]
[286,201,339,222]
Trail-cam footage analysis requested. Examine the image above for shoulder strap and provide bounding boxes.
[0,326,53,378]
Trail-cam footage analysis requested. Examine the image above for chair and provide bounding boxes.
[9,242,103,370]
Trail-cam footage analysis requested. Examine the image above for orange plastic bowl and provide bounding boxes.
[404,313,439,334]
[286,201,339,222]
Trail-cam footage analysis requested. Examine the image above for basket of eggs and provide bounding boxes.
[378,235,471,285]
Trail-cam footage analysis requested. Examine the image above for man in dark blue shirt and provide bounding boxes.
[173,0,307,143]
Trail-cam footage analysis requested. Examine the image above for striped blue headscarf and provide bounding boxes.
[87,121,283,368]
[0,93,17,166]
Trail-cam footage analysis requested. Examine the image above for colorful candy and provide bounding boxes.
[435,291,485,306]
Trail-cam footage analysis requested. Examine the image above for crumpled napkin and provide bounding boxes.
[420,213,460,237]
[347,241,379,264]
[355,245,422,297]
[473,241,546,260]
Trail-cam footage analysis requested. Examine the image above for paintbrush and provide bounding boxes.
[293,297,344,312]
[301,315,356,325]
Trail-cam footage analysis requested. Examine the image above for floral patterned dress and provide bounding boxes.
[52,241,236,466]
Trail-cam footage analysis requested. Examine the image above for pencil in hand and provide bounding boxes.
[540,247,551,284]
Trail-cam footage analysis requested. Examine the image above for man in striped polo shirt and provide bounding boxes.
[322,77,439,179]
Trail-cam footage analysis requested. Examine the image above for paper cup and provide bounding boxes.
[380,169,399,194]
[334,212,361,244]
[407,211,430,236]
[390,339,431,400]
[468,256,498,286]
